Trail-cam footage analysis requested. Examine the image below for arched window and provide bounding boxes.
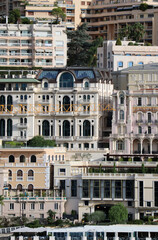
[20,155,25,163]
[20,95,23,100]
[63,96,70,111]
[148,112,152,123]
[7,119,12,136]
[17,170,23,180]
[138,112,142,121]
[28,184,34,191]
[59,72,74,88]
[117,140,124,151]
[44,82,48,89]
[7,95,12,111]
[42,120,50,136]
[84,81,89,89]
[20,118,23,124]
[8,170,12,180]
[31,155,36,163]
[120,110,124,120]
[63,120,70,136]
[62,155,64,161]
[9,155,14,163]
[148,126,151,134]
[28,170,34,180]
[8,184,12,190]
[120,94,124,104]
[0,119,5,136]
[24,95,27,100]
[17,184,23,191]
[128,61,133,67]
[83,95,86,101]
[24,118,27,124]
[87,95,90,101]
[0,95,5,111]
[59,155,61,161]
[118,61,123,67]
[138,126,142,134]
[138,62,143,65]
[83,120,90,136]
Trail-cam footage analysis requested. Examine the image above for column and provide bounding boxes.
[140,139,143,154]
[130,140,133,154]
[90,180,93,200]
[67,233,71,240]
[104,232,107,240]
[94,232,97,240]
[150,139,152,154]
[83,232,86,240]
[11,237,15,240]
[33,237,39,240]
[112,180,115,200]
[123,180,126,200]
[49,237,55,240]
[115,232,119,240]
[19,237,24,240]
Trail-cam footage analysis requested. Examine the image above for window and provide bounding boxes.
[148,126,151,134]
[128,61,133,67]
[62,155,64,161]
[55,31,61,36]
[139,181,143,207]
[54,203,58,210]
[30,203,35,210]
[20,155,25,163]
[118,61,123,67]
[22,203,26,210]
[40,214,44,219]
[138,97,142,106]
[9,155,14,163]
[40,203,44,210]
[104,180,111,198]
[56,41,64,46]
[42,120,50,136]
[8,170,12,180]
[93,180,100,198]
[17,170,23,181]
[71,180,77,197]
[115,180,121,198]
[63,120,70,136]
[120,94,124,104]
[31,155,36,163]
[59,168,66,175]
[60,180,65,190]
[147,201,151,207]
[117,140,124,151]
[155,182,158,206]
[10,203,14,210]
[138,62,143,65]
[44,82,48,89]
[126,180,134,199]
[120,110,124,120]
[148,112,152,123]
[28,170,34,181]
[138,126,142,134]
[83,120,90,136]
[84,81,89,89]
[82,180,89,198]
[59,72,73,88]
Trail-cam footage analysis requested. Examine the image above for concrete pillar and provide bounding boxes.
[112,180,115,200]
[49,237,55,240]
[101,180,104,200]
[33,237,39,240]
[94,232,97,240]
[90,180,93,200]
[140,139,143,154]
[67,233,71,240]
[19,236,24,240]
[11,237,15,240]
[115,232,119,240]
[104,232,107,240]
[123,180,126,200]
[150,139,152,154]
[83,232,86,240]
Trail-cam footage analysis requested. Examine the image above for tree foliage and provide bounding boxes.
[116,38,122,45]
[109,203,128,223]
[47,210,56,225]
[51,7,66,24]
[0,195,4,206]
[66,23,103,66]
[27,136,56,147]
[119,23,145,42]
[89,211,106,224]
[9,9,21,24]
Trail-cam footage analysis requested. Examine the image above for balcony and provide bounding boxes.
[16,176,23,181]
[28,176,34,181]
[136,120,143,124]
[17,123,28,128]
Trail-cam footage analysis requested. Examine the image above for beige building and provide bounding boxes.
[0,147,67,219]
[0,23,67,68]
[97,41,158,71]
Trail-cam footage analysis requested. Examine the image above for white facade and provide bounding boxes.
[0,68,113,150]
[0,24,67,68]
[97,40,158,71]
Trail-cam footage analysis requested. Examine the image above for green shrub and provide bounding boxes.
[139,3,149,11]
[119,157,123,161]
[148,158,152,162]
[128,42,134,46]
[128,158,132,162]
[116,38,122,45]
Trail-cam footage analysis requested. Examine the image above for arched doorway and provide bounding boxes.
[63,96,70,111]
[42,120,50,136]
[83,120,90,136]
[7,95,13,112]
[63,120,70,136]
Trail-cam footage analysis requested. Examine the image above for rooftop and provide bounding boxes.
[0,78,40,83]
[114,63,158,73]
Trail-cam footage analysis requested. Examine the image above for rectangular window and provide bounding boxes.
[10,203,14,210]
[139,181,143,207]
[40,203,44,210]
[60,180,65,190]
[22,203,26,210]
[155,182,158,207]
[93,180,100,198]
[54,203,58,210]
[31,203,35,210]
[115,180,122,198]
[71,180,77,197]
[55,31,61,36]
[118,61,123,67]
[56,41,64,46]
[138,97,142,106]
[40,214,44,219]
[104,180,111,198]
[59,168,66,175]
[82,180,89,198]
[126,180,134,199]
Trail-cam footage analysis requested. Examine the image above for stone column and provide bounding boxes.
[11,237,15,240]
[104,232,107,240]
[49,237,55,240]
[150,139,152,154]
[115,232,119,240]
[140,139,143,154]
[33,237,39,240]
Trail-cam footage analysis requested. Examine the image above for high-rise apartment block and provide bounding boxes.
[0,24,67,68]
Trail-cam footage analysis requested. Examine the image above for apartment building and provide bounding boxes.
[0,23,67,68]
[53,157,158,221]
[0,67,113,150]
[1,147,67,219]
[110,64,158,158]
[97,41,158,71]
[11,225,158,240]
[81,0,158,44]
